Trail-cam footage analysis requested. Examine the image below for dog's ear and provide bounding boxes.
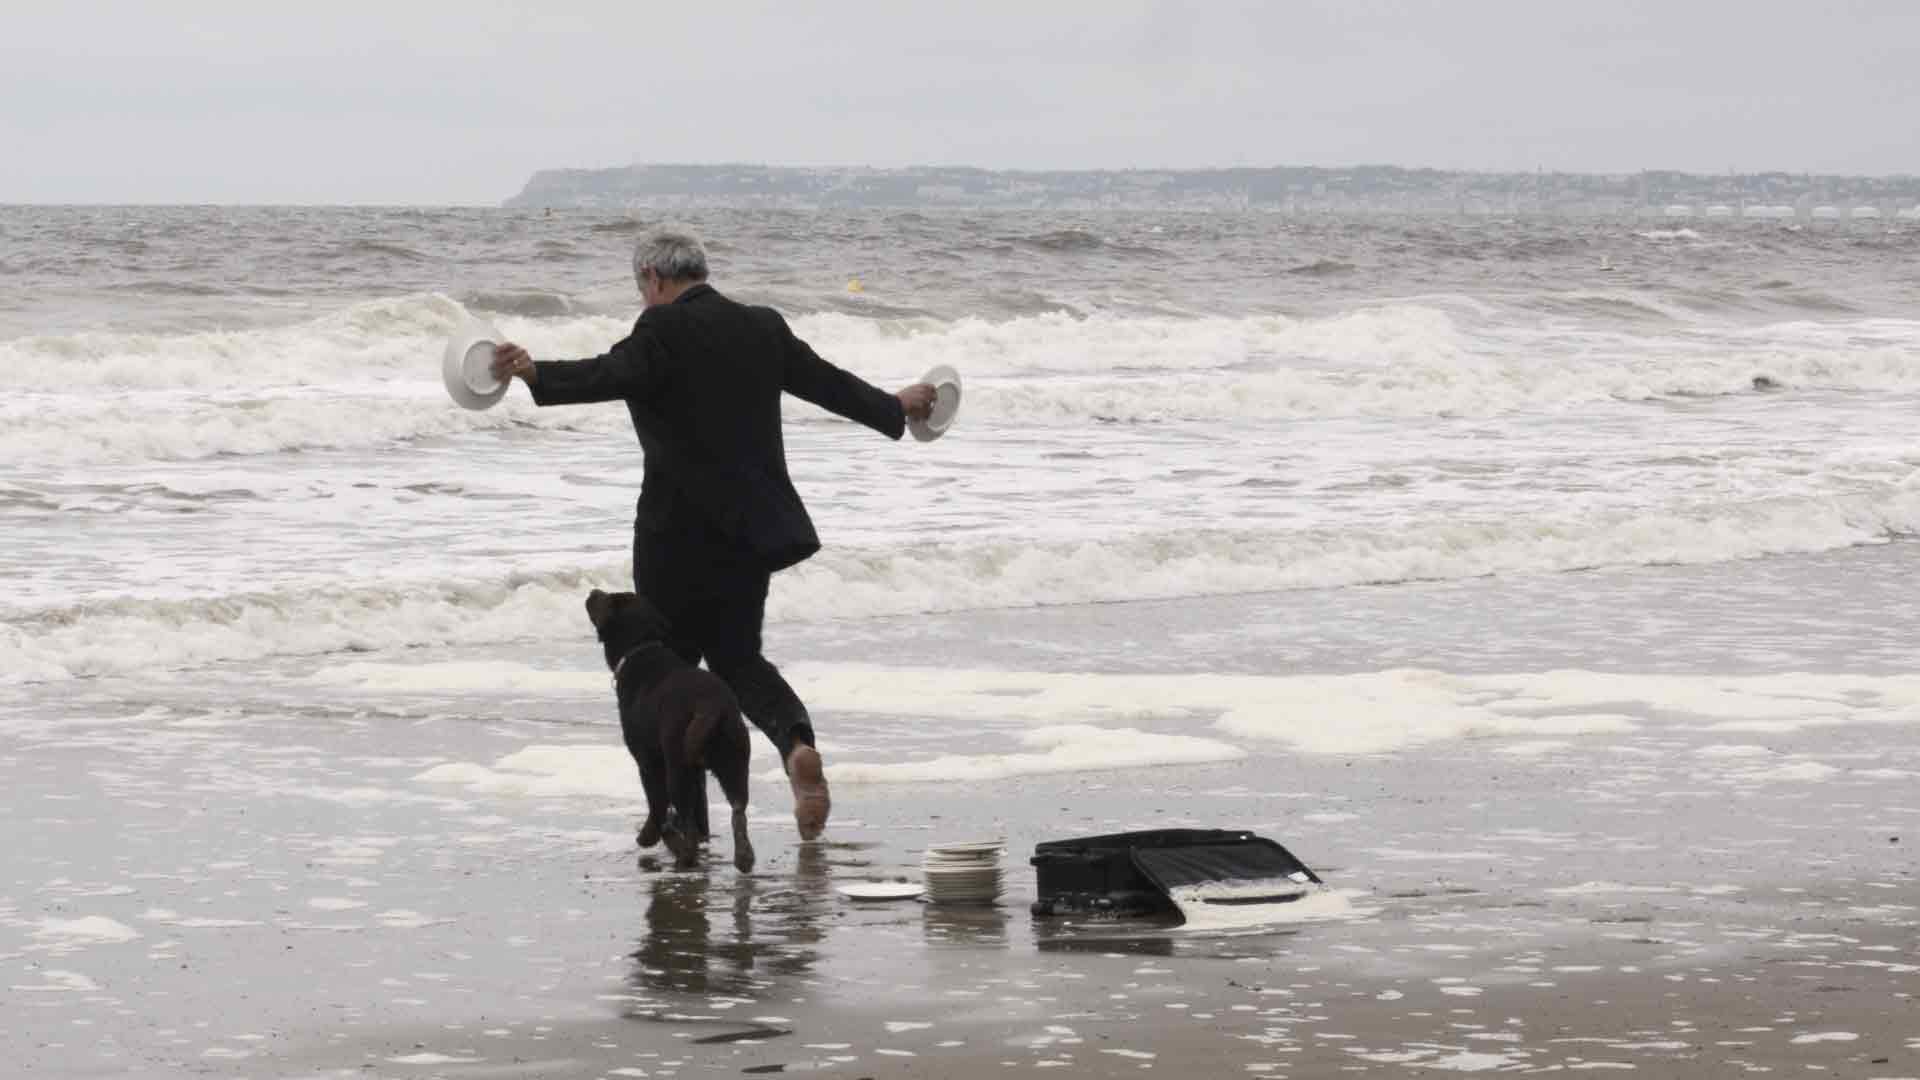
[585,589,614,629]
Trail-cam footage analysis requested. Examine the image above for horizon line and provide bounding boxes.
[9,159,1920,208]
[566,160,1920,181]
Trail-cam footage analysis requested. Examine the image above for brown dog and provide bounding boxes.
[585,589,754,872]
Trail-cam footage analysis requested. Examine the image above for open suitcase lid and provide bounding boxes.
[1030,828,1323,917]
[1032,828,1268,860]
[1129,837,1322,906]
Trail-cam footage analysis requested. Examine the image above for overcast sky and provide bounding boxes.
[5,1,1917,205]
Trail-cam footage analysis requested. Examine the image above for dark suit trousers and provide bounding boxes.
[633,518,815,762]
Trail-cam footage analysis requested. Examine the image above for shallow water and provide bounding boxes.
[6,209,1920,686]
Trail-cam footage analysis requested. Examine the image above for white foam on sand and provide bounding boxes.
[31,917,140,948]
[1495,740,1575,757]
[140,908,262,929]
[1734,761,1843,782]
[389,665,1920,780]
[1349,1048,1528,1071]
[374,909,449,930]
[1423,1051,1530,1072]
[791,664,1642,754]
[10,969,101,993]
[790,665,1920,755]
[1544,881,1680,896]
[806,725,1245,785]
[418,724,1243,803]
[416,744,637,800]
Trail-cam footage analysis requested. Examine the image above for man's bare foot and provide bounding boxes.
[785,744,830,841]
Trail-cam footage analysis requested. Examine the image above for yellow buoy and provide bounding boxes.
[846,277,865,293]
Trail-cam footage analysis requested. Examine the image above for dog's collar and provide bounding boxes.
[610,642,667,687]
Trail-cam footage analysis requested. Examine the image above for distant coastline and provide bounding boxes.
[505,163,1920,219]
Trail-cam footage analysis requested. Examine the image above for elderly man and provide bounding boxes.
[491,230,935,841]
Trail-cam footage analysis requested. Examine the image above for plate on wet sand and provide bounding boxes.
[921,840,1004,904]
[909,364,962,442]
[920,840,1004,855]
[837,880,924,902]
[442,321,510,410]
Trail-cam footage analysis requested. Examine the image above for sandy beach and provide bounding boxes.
[7,544,1918,1079]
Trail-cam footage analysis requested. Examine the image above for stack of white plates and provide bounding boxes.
[921,840,1004,905]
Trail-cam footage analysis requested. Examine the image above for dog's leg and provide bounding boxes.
[665,769,706,870]
[689,772,712,842]
[713,747,754,874]
[729,804,755,873]
[660,809,698,869]
[636,750,669,849]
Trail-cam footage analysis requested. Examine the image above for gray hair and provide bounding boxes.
[632,229,709,285]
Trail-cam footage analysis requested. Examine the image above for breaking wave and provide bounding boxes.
[7,485,1918,683]
[8,298,1919,463]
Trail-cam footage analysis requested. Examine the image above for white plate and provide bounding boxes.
[442,322,510,411]
[908,364,962,442]
[923,840,1003,854]
[837,880,924,902]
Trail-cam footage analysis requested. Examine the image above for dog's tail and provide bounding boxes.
[684,703,747,768]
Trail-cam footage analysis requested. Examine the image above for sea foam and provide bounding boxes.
[415,723,1245,800]
[9,298,1920,463]
[7,485,1920,684]
[380,664,1920,791]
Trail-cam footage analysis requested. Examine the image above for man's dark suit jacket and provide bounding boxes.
[530,283,905,571]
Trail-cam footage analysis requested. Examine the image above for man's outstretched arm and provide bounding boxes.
[491,324,666,406]
[776,318,935,437]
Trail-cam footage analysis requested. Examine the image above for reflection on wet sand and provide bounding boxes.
[1032,918,1179,956]
[623,842,833,1019]
[921,899,1010,947]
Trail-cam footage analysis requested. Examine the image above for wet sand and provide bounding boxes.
[257,831,1920,1080]
[8,701,1916,1078]
[6,549,1919,1078]
[277,918,1920,1078]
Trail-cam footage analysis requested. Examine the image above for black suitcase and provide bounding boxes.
[1030,828,1321,918]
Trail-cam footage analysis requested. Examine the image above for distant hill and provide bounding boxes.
[505,163,1920,218]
